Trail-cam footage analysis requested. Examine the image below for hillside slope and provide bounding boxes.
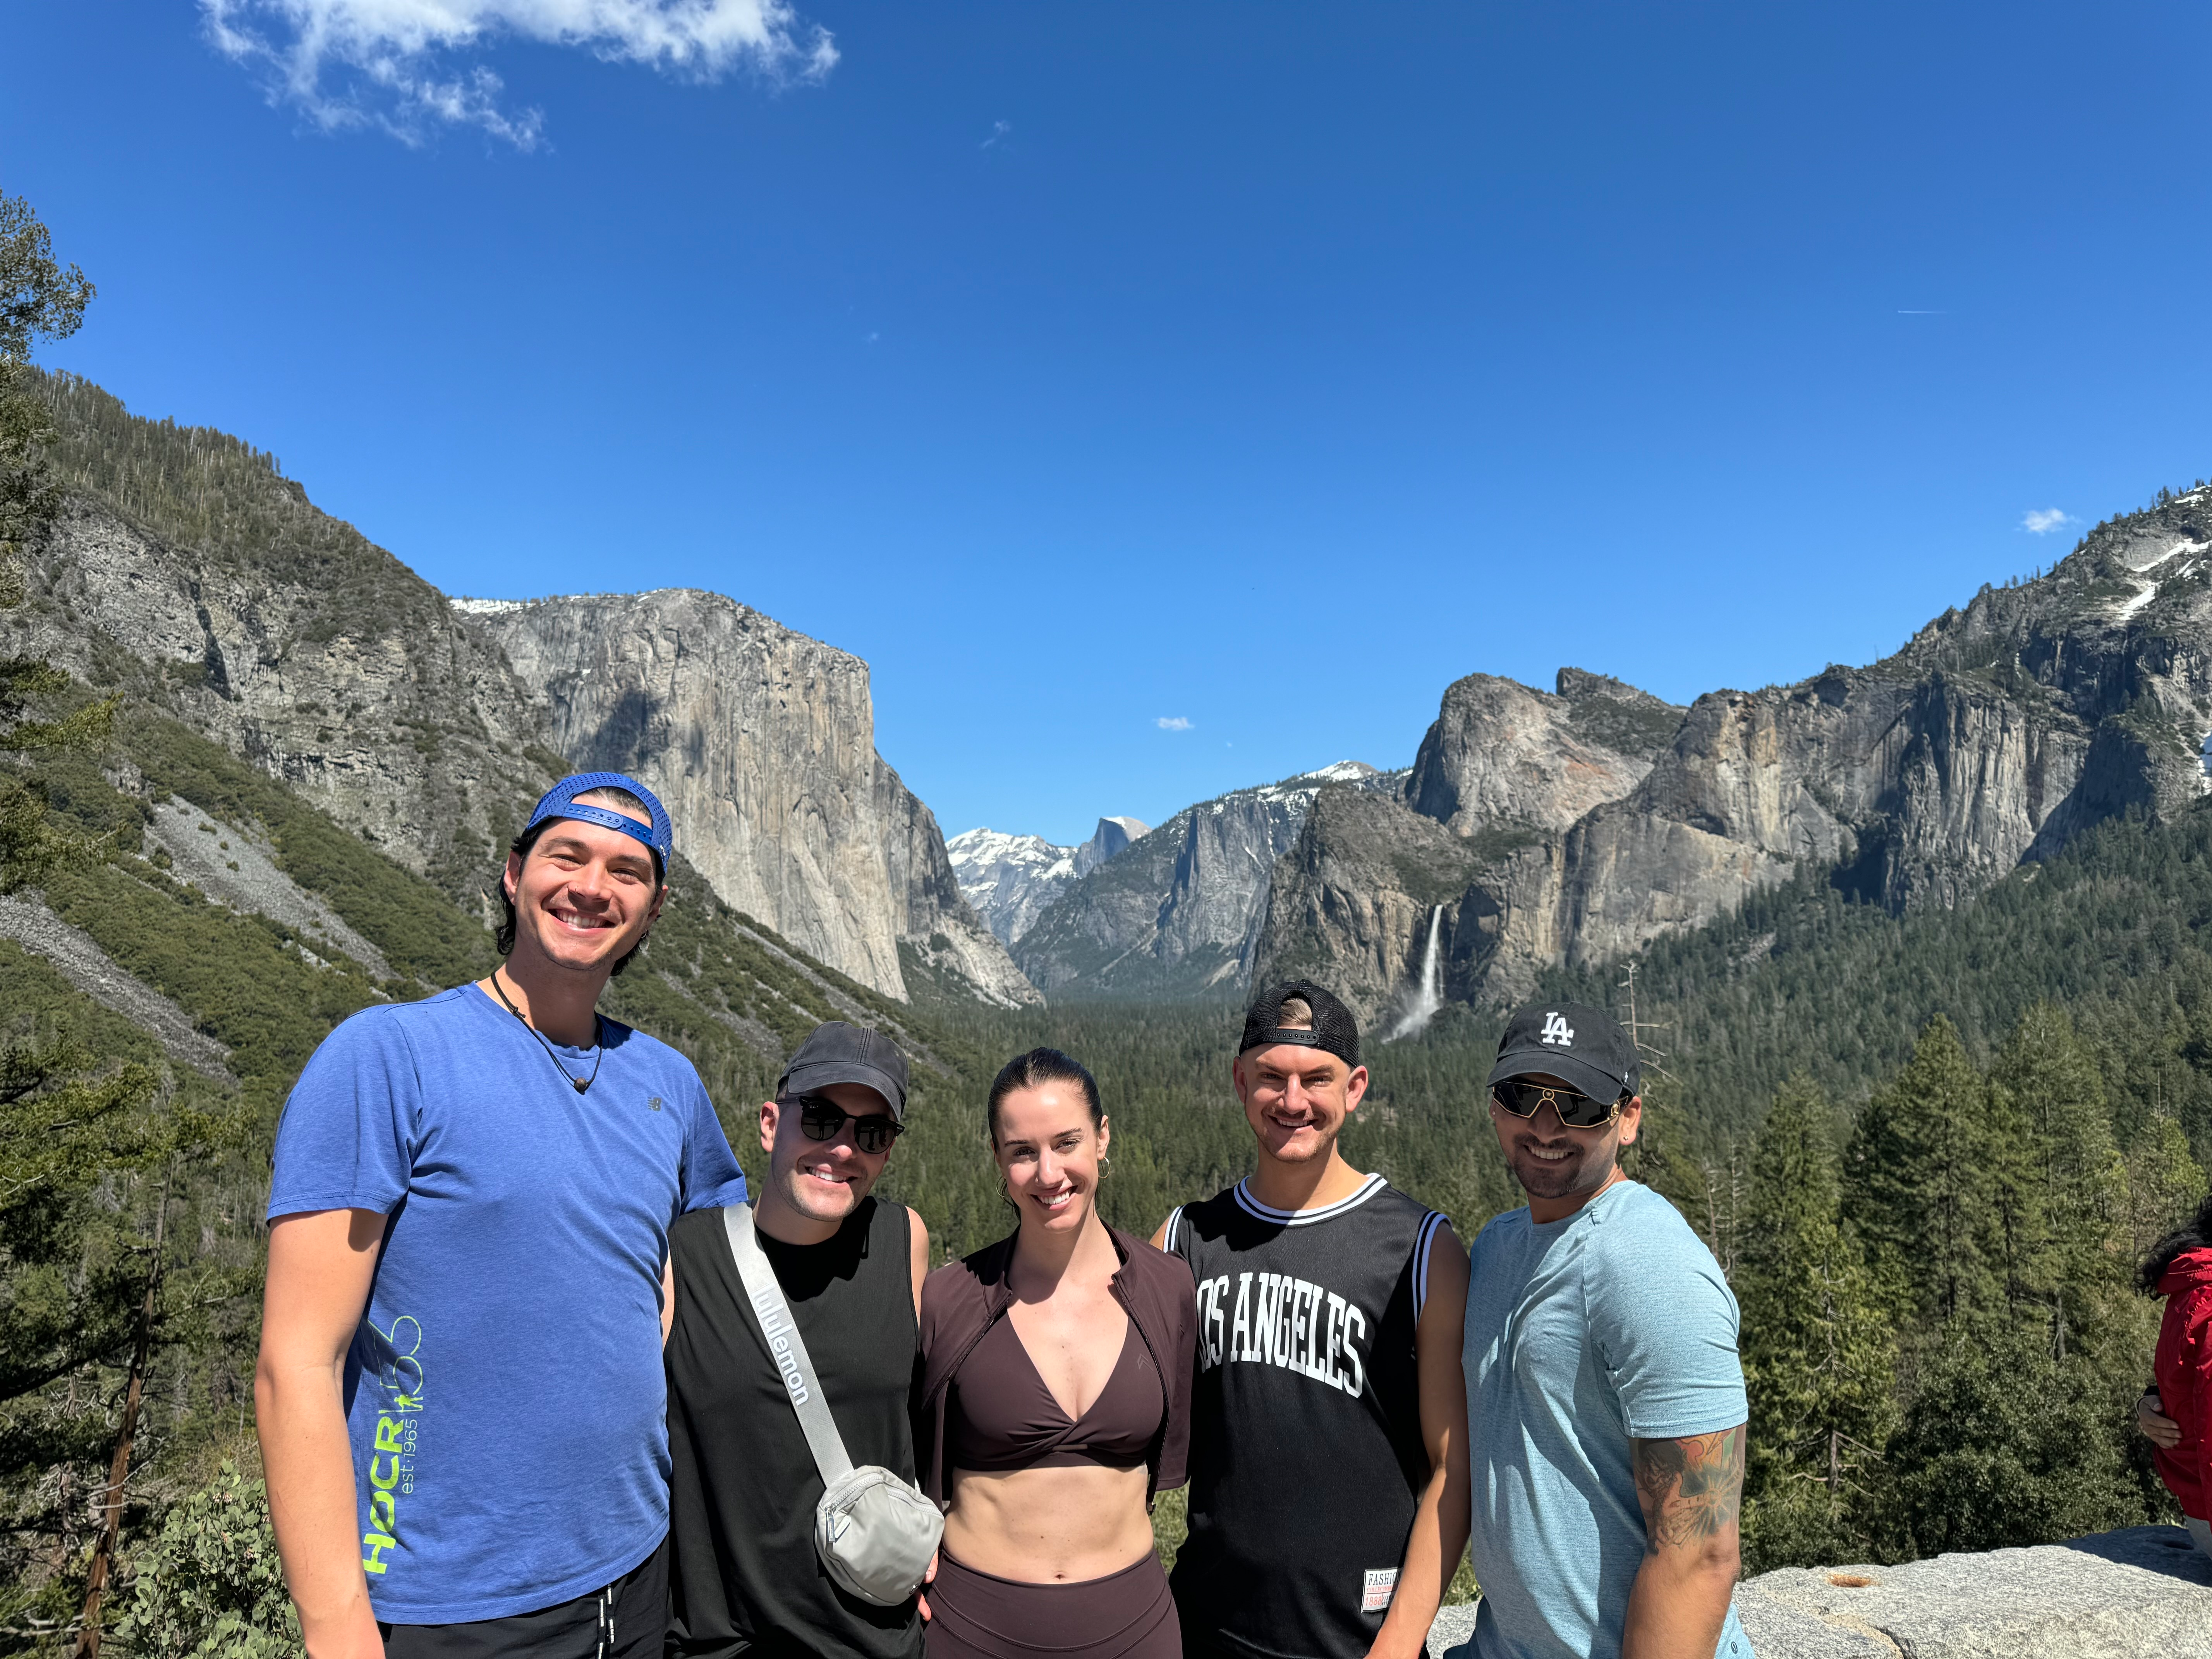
[4,373,1028,1007]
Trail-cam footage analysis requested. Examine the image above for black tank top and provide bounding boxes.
[946,1315,1163,1472]
[665,1197,924,1659]
[1165,1175,1448,1659]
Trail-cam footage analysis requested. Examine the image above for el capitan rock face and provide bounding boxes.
[459,590,1038,1008]
[1257,491,2212,1019]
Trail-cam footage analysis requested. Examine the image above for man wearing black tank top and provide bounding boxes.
[1154,980,1470,1659]
[664,1022,933,1659]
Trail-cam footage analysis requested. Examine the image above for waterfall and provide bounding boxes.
[1384,905,1446,1041]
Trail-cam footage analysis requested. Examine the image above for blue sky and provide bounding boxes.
[8,3,2212,845]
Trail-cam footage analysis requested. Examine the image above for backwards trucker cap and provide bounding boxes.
[778,1021,912,1122]
[1240,978,1361,1070]
[526,771,674,871]
[1488,1000,1641,1103]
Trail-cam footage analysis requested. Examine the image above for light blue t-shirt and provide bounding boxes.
[267,985,749,1624]
[1462,1180,1752,1659]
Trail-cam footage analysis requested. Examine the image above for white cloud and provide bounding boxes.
[1156,716,1192,732]
[2022,508,2074,535]
[201,1,836,147]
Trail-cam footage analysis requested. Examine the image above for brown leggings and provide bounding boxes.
[926,1549,1180,1659]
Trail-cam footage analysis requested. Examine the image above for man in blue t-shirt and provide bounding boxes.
[1459,1002,1753,1659]
[256,773,749,1659]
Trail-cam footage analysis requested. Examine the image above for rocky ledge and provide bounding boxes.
[1426,1524,2212,1657]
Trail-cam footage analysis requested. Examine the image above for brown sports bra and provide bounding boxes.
[945,1312,1163,1473]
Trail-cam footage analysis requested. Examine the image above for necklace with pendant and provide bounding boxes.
[490,969,604,1094]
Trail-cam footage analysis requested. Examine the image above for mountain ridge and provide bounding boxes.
[1011,761,1391,999]
[1253,486,2212,1025]
[7,373,1032,1009]
[948,814,1152,946]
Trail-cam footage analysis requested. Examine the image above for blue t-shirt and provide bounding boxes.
[1461,1181,1752,1659]
[267,984,749,1624]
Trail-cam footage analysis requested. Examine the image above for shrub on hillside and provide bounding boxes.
[113,1462,296,1658]
[1875,1330,2148,1559]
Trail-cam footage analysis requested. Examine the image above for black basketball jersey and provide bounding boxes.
[665,1197,924,1659]
[1166,1174,1448,1659]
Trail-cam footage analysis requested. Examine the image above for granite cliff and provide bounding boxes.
[5,374,1032,1008]
[1254,488,2212,1024]
[5,400,550,900]
[460,591,1036,1007]
[1013,762,1388,998]
[947,815,1152,946]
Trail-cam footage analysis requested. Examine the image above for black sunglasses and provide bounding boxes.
[788,1094,904,1154]
[1491,1078,1626,1130]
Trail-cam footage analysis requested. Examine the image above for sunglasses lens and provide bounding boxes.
[795,1097,899,1152]
[1496,1080,1613,1127]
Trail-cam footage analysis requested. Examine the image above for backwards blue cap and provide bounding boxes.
[526,771,674,869]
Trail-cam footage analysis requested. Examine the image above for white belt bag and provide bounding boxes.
[720,1204,944,1607]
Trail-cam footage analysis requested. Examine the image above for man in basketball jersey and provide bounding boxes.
[1154,979,1470,1659]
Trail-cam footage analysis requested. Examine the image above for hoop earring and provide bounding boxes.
[1098,1153,1113,1177]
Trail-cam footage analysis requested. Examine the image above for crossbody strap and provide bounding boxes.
[720,1204,855,1485]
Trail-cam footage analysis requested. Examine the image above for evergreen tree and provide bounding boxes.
[1618,1065,1742,1270]
[1876,1326,2148,1559]
[0,189,91,580]
[1987,1004,2126,1358]
[0,188,111,893]
[2124,1111,2206,1262]
[0,192,252,1644]
[1843,1016,2002,1331]
[1736,1076,1898,1567]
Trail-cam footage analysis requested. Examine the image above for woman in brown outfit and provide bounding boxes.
[916,1048,1195,1659]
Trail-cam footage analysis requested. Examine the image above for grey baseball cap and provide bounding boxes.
[777,1021,910,1122]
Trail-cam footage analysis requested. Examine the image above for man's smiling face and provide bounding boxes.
[1233,1043,1369,1166]
[761,1081,894,1224]
[503,810,665,976]
[1489,1070,1642,1216]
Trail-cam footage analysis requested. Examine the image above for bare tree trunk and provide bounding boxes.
[74,1174,169,1659]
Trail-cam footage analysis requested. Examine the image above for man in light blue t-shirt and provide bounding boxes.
[256,774,749,1659]
[1460,1001,1752,1659]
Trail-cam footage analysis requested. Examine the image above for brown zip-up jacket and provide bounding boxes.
[914,1224,1196,1508]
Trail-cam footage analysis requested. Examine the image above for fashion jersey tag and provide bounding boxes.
[1361,1568,1398,1613]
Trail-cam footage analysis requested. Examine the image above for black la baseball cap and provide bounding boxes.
[1240,978,1361,1070]
[1488,1001,1640,1103]
[778,1021,911,1122]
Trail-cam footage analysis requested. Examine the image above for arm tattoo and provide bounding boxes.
[1631,1426,1745,1554]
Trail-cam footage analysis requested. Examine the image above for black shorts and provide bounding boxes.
[379,1534,667,1659]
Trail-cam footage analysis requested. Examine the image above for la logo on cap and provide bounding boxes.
[1539,1012,1575,1048]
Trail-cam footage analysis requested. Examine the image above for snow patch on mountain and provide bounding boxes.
[950,816,1152,945]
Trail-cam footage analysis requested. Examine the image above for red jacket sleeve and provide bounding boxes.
[2187,1288,2212,1524]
